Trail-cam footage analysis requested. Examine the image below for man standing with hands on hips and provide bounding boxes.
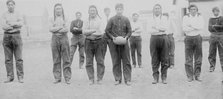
[105,3,132,86]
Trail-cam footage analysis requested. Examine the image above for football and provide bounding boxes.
[113,36,127,45]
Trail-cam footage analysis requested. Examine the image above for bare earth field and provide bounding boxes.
[0,36,222,99]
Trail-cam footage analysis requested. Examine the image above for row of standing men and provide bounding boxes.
[1,0,223,85]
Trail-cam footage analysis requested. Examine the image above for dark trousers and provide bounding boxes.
[109,40,132,82]
[208,34,223,71]
[85,39,105,81]
[167,34,175,66]
[3,33,23,80]
[150,35,169,81]
[70,34,85,67]
[51,35,71,81]
[184,35,202,79]
[130,36,142,66]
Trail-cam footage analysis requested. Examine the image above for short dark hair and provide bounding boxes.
[6,0,15,5]
[188,4,198,11]
[76,12,82,16]
[115,3,124,9]
[212,7,220,12]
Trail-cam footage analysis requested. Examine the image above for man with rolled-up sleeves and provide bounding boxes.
[105,3,132,86]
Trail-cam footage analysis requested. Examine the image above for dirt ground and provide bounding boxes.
[0,37,222,99]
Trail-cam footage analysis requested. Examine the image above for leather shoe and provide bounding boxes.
[54,79,61,84]
[195,76,202,82]
[4,78,13,83]
[152,79,158,84]
[115,80,122,85]
[162,80,167,84]
[125,81,131,86]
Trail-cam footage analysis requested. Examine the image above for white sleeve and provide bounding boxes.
[94,19,104,35]
[192,16,204,30]
[156,16,168,31]
[182,16,193,32]
[148,19,159,33]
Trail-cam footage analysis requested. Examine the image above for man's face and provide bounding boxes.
[189,7,198,16]
[104,9,111,17]
[76,13,82,19]
[213,10,220,17]
[116,7,124,15]
[154,5,161,16]
[132,14,139,22]
[55,5,63,16]
[7,2,15,12]
[89,7,97,18]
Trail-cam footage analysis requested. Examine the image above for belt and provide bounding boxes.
[86,38,102,41]
[73,34,83,36]
[186,34,201,37]
[4,31,20,34]
[131,36,141,37]
[152,34,167,36]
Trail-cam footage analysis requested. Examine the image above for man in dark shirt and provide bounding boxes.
[105,3,132,86]
[70,12,85,69]
[208,7,223,72]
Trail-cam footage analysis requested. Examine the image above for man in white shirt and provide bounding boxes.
[1,0,24,83]
[83,5,105,85]
[182,4,204,82]
[130,13,142,68]
[149,4,169,84]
